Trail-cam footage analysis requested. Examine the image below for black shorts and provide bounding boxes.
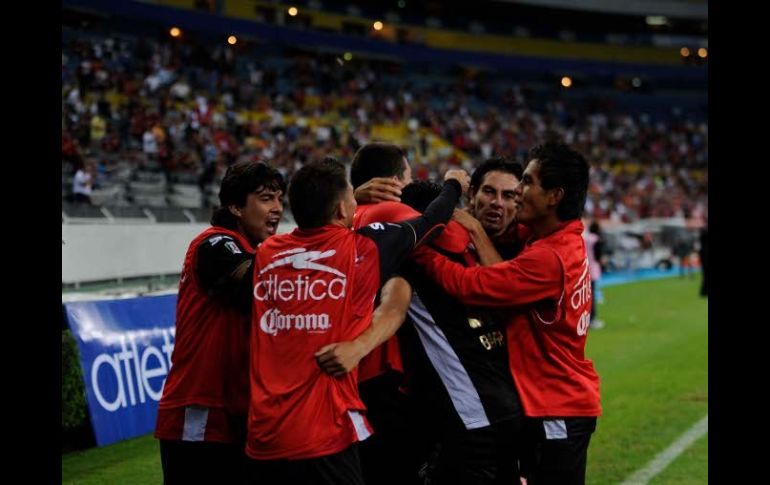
[159,439,248,485]
[426,417,522,485]
[358,371,432,485]
[245,443,364,485]
[520,416,597,485]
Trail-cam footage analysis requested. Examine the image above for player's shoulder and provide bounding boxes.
[357,220,406,237]
[203,233,235,247]
[199,231,247,256]
[356,201,419,227]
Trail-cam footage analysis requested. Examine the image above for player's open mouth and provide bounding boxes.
[484,211,503,224]
[265,218,280,234]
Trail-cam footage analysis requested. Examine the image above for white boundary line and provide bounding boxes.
[620,414,708,484]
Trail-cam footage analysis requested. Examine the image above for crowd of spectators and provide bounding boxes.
[62,29,707,223]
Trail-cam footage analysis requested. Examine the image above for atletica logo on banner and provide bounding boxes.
[90,327,176,412]
[64,294,178,447]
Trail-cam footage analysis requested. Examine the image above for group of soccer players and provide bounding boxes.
[155,140,601,485]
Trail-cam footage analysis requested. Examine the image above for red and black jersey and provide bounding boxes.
[353,201,472,383]
[246,181,462,460]
[416,220,601,418]
[155,227,254,444]
[398,246,523,433]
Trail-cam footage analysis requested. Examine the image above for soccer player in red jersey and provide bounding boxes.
[416,142,602,485]
[245,159,468,484]
[155,161,285,484]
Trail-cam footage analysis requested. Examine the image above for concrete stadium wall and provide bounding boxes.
[62,222,297,284]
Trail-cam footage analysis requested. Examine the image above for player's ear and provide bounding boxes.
[547,187,564,209]
[335,197,347,221]
[228,204,242,218]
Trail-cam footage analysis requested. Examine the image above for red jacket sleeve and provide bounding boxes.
[413,244,563,307]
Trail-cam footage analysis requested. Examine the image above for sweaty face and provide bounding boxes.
[235,188,284,244]
[513,161,552,225]
[469,170,519,237]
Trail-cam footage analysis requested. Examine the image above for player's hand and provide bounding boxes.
[444,169,470,194]
[354,177,403,204]
[314,341,367,377]
[452,208,484,235]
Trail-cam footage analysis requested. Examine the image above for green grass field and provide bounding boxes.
[62,276,707,484]
[586,277,708,484]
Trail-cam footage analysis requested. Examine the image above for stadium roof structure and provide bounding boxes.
[62,0,707,84]
[499,0,707,19]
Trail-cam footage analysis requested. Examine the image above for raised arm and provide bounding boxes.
[358,171,469,283]
[402,170,469,248]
